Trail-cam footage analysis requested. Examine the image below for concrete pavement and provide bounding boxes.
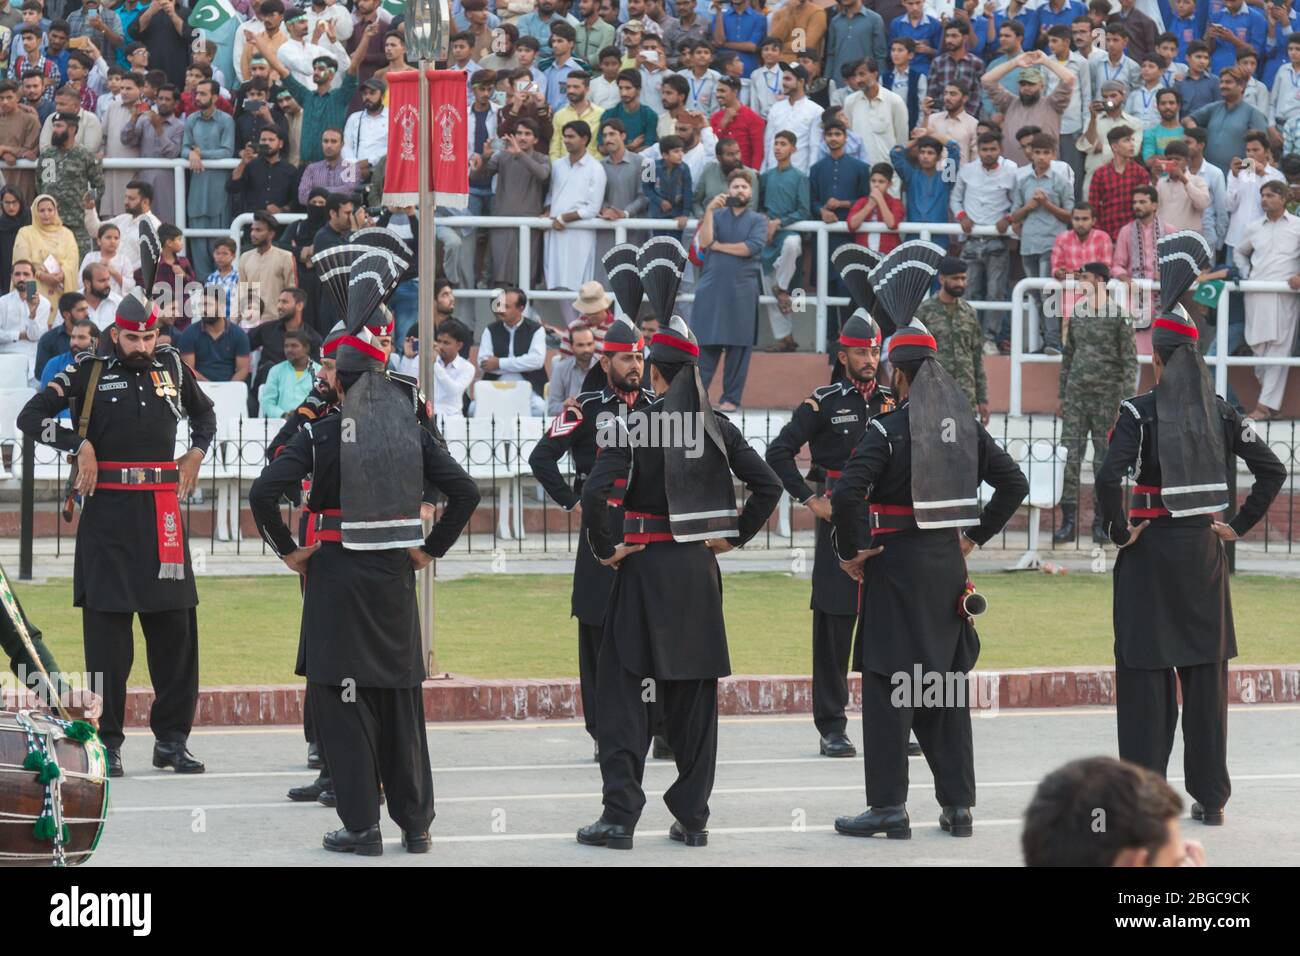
[91,705,1300,867]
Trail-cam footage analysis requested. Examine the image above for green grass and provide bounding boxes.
[14,572,1300,685]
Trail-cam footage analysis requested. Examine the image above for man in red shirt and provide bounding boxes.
[1087,124,1151,240]
[710,75,764,171]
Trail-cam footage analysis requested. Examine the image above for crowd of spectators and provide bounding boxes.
[0,0,1297,417]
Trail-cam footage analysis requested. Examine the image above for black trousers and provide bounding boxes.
[596,639,718,832]
[302,682,332,779]
[578,621,603,741]
[1116,661,1231,809]
[82,606,198,751]
[812,610,855,737]
[311,682,434,833]
[860,669,975,809]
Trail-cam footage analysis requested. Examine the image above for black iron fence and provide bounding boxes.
[7,413,1298,562]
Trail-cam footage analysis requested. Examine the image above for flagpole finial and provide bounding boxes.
[405,0,448,61]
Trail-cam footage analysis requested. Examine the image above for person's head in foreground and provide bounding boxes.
[1022,756,1203,866]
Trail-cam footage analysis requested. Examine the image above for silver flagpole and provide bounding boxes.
[407,0,447,675]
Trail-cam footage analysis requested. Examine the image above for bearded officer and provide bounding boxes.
[830,242,1028,840]
[529,314,655,760]
[1097,232,1285,828]
[766,308,895,758]
[17,223,215,778]
[575,238,782,850]
[250,246,480,855]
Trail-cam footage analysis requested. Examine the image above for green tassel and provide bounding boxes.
[22,750,43,772]
[33,815,56,841]
[63,721,96,743]
[38,760,61,784]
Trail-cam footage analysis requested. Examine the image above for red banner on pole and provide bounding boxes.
[383,68,468,209]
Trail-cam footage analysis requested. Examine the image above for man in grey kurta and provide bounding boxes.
[181,82,235,282]
[692,140,758,218]
[689,170,767,410]
[472,122,551,289]
[594,119,648,285]
[121,87,184,224]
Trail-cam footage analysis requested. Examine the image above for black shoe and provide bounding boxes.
[318,789,336,807]
[1191,802,1225,826]
[908,738,922,757]
[819,732,857,758]
[939,806,973,837]
[1091,513,1107,544]
[576,817,635,849]
[1053,503,1077,544]
[669,820,708,846]
[651,735,674,760]
[106,748,123,778]
[834,806,911,839]
[306,742,322,770]
[401,830,432,853]
[152,741,205,773]
[288,777,330,802]
[322,826,383,856]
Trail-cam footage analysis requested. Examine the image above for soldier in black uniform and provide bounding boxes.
[528,316,654,759]
[1097,232,1285,828]
[766,308,894,758]
[830,242,1028,840]
[18,225,216,778]
[250,243,480,856]
[576,239,782,850]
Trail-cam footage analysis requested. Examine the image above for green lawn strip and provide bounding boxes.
[12,572,1299,685]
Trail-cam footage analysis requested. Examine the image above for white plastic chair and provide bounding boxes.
[737,411,794,538]
[981,437,1067,570]
[0,354,28,390]
[473,380,534,419]
[0,387,34,480]
[444,416,524,540]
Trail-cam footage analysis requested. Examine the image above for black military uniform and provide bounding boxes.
[766,311,894,756]
[1097,233,1285,826]
[17,294,216,776]
[829,242,1028,840]
[576,239,782,850]
[250,238,480,855]
[528,320,654,749]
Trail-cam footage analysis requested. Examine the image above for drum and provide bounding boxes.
[0,710,109,866]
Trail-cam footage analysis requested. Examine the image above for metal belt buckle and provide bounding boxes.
[636,515,646,534]
[128,467,149,485]
[869,511,880,529]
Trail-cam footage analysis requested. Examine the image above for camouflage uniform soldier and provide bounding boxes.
[36,112,104,257]
[912,257,990,423]
[1054,262,1138,544]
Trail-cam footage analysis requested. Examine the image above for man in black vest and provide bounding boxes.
[477,287,548,416]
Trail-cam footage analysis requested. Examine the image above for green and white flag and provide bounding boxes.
[189,0,238,32]
[382,0,407,18]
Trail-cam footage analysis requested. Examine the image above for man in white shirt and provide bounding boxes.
[843,59,909,172]
[1224,133,1285,253]
[83,183,162,285]
[341,76,389,172]
[0,260,50,379]
[277,6,350,90]
[640,113,717,182]
[761,63,824,174]
[952,131,1018,348]
[544,120,607,295]
[306,0,354,45]
[80,261,121,331]
[476,288,549,417]
[38,89,104,153]
[429,317,475,420]
[1232,181,1300,417]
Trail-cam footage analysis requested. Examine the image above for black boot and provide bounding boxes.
[834,805,911,839]
[819,732,857,757]
[322,826,383,855]
[576,817,635,849]
[288,776,331,802]
[1052,503,1077,544]
[106,748,123,778]
[152,741,205,773]
[306,742,322,770]
[1191,802,1225,826]
[939,806,973,837]
[401,830,432,853]
[669,820,708,847]
[651,735,674,760]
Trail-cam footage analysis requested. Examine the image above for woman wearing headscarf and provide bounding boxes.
[280,186,329,329]
[1097,231,1287,829]
[12,195,81,306]
[0,187,31,293]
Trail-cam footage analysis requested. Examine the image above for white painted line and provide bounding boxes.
[105,773,1300,813]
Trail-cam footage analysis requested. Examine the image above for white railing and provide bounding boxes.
[435,215,1008,352]
[1008,277,1300,416]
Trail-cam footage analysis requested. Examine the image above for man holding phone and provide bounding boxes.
[0,259,49,379]
[67,0,125,61]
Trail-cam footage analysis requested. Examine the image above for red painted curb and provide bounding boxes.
[6,666,1294,726]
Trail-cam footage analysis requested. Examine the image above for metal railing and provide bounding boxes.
[7,411,1298,562]
[1008,278,1300,416]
